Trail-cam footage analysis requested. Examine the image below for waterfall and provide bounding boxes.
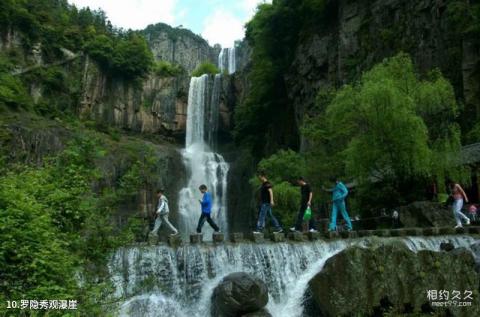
[110,235,478,317]
[218,47,236,74]
[178,74,229,240]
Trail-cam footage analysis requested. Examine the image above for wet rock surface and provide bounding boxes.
[211,272,269,317]
[307,241,479,317]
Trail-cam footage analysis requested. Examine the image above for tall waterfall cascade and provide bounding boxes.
[218,47,236,74]
[110,236,478,317]
[178,74,228,240]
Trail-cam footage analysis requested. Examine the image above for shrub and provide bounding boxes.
[153,60,184,77]
[191,61,219,77]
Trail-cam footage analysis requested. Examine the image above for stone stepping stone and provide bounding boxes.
[190,233,203,244]
[251,232,265,243]
[213,232,224,242]
[230,232,244,243]
[271,232,286,242]
[167,234,182,247]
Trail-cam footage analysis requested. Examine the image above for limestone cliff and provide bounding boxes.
[79,55,189,137]
[143,23,219,74]
[1,25,242,140]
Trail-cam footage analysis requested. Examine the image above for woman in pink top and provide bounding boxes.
[449,181,470,228]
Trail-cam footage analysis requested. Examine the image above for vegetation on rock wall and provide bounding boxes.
[234,0,327,155]
[153,60,185,77]
[0,114,169,315]
[143,22,207,45]
[254,54,468,216]
[250,149,305,226]
[1,0,154,79]
[447,0,480,143]
[240,0,480,214]
[191,61,220,77]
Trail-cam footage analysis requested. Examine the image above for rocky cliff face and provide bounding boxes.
[143,23,219,74]
[0,112,186,232]
[79,55,189,138]
[285,0,480,148]
[1,23,242,140]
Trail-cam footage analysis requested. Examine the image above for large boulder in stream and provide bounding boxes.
[211,272,270,317]
[307,240,480,317]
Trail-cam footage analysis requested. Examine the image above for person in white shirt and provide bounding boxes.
[150,189,178,237]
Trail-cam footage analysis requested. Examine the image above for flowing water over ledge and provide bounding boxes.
[178,74,229,240]
[109,235,478,317]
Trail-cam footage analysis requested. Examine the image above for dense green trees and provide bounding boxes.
[1,0,153,79]
[256,54,467,214]
[0,136,112,315]
[0,129,162,315]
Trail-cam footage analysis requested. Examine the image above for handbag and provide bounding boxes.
[303,207,312,221]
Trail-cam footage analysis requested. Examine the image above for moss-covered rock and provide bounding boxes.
[307,243,479,317]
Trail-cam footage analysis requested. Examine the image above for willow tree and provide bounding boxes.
[315,53,466,206]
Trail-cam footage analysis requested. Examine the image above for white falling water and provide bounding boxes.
[178,74,229,240]
[110,235,479,317]
[218,47,236,74]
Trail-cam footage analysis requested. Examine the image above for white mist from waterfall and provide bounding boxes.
[111,236,478,317]
[218,47,236,74]
[178,74,228,240]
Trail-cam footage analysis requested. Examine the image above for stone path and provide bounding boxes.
[147,226,480,247]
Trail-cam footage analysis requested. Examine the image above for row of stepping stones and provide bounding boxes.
[147,226,480,247]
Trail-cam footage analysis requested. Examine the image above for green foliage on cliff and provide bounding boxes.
[256,149,306,184]
[0,124,163,315]
[82,30,154,79]
[250,150,305,226]
[0,72,32,111]
[143,22,207,44]
[110,33,153,79]
[301,54,466,210]
[255,54,466,214]
[1,0,153,79]
[191,62,220,77]
[0,136,115,315]
[153,60,185,77]
[447,1,480,41]
[235,0,327,154]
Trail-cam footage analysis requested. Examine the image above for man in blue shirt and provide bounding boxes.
[324,177,353,232]
[196,184,220,233]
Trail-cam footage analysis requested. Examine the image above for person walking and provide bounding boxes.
[324,177,353,232]
[468,204,477,222]
[196,184,220,233]
[290,177,317,232]
[253,172,283,233]
[449,181,470,228]
[150,189,178,237]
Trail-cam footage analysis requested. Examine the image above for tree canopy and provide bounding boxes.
[256,54,468,215]
[1,0,153,79]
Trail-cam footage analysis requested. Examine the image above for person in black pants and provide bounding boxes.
[290,177,317,232]
[196,184,220,233]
